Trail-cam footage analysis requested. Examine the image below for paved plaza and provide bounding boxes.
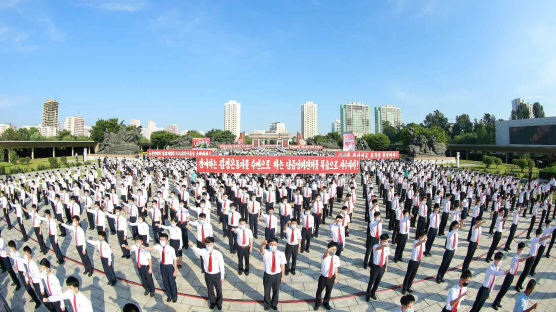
[1,169,555,312]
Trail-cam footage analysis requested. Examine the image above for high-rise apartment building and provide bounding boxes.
[166,124,178,134]
[224,100,241,138]
[331,119,341,133]
[511,98,534,119]
[130,119,141,127]
[301,101,318,139]
[64,116,85,136]
[374,105,402,133]
[340,102,371,137]
[42,99,59,133]
[269,122,286,133]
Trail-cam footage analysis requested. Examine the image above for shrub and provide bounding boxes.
[19,156,31,166]
[37,164,47,171]
[9,150,18,164]
[493,157,502,168]
[539,166,556,180]
[60,156,68,167]
[482,155,494,168]
[0,166,5,175]
[48,157,59,169]
[512,159,528,172]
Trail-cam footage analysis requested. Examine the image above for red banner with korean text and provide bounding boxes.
[289,145,323,150]
[196,156,360,173]
[335,150,399,159]
[147,149,213,158]
[218,144,252,149]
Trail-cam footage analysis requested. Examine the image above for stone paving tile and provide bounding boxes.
[0,172,555,311]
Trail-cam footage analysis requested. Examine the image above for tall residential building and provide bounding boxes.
[224,100,241,138]
[130,119,141,127]
[143,120,160,139]
[301,101,318,139]
[0,123,16,135]
[42,99,59,132]
[166,124,178,134]
[269,122,286,133]
[340,102,371,137]
[331,119,341,133]
[511,98,534,119]
[374,105,402,133]
[64,116,85,136]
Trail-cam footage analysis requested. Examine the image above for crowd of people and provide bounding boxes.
[213,147,335,156]
[0,155,554,311]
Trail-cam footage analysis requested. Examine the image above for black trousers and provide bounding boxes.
[364,237,378,267]
[505,224,517,250]
[285,244,299,271]
[160,264,177,300]
[138,265,155,294]
[279,216,290,238]
[237,246,250,272]
[516,257,535,289]
[49,235,64,263]
[462,242,477,271]
[264,228,276,242]
[489,211,498,234]
[1,257,20,287]
[228,226,238,252]
[470,286,490,312]
[117,230,130,257]
[439,212,449,236]
[18,271,40,304]
[17,217,28,240]
[395,234,408,261]
[205,272,223,307]
[526,216,536,238]
[416,216,426,239]
[402,260,420,291]
[263,272,281,308]
[486,232,502,261]
[437,249,454,281]
[425,228,437,254]
[530,245,546,274]
[249,214,259,238]
[313,213,322,235]
[366,264,385,296]
[301,228,312,251]
[315,275,335,304]
[101,257,117,284]
[76,245,93,274]
[493,273,514,306]
[34,227,48,253]
[3,207,12,229]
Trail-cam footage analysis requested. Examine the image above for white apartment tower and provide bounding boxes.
[224,100,241,138]
[301,101,318,139]
[64,116,85,136]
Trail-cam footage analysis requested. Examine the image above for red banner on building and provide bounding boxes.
[196,156,360,173]
[147,149,213,158]
[192,138,211,149]
[335,150,400,159]
[289,145,323,150]
[218,144,252,149]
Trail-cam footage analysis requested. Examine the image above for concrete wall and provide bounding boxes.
[495,116,556,145]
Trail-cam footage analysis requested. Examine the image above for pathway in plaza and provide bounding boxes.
[1,170,555,311]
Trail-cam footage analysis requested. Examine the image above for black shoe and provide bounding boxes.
[323,303,332,310]
[121,255,127,258]
[15,285,21,291]
[172,298,177,303]
[436,278,441,284]
[492,304,499,310]
[210,303,216,309]
[314,302,320,310]
[285,270,289,275]
[300,250,304,253]
[363,265,368,270]
[238,270,243,275]
[291,270,296,275]
[398,259,404,262]
[498,303,502,308]
[515,286,522,292]
[177,265,182,269]
[530,272,536,277]
[60,234,66,237]
[35,301,41,308]
[217,305,222,310]
[306,249,310,253]
[144,291,149,296]
[244,271,249,276]
[88,271,93,277]
[271,306,278,311]
[486,259,491,263]
[264,305,270,311]
[401,289,406,295]
[370,294,377,301]
[407,288,413,293]
[394,259,398,263]
[150,292,154,297]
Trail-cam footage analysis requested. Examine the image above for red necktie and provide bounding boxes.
[435,215,438,228]
[162,246,165,264]
[405,220,408,233]
[137,249,141,268]
[290,229,294,243]
[418,244,423,261]
[477,227,480,244]
[271,251,276,273]
[201,225,205,243]
[73,295,78,312]
[514,261,519,275]
[74,230,78,245]
[208,253,213,272]
[116,218,119,231]
[268,218,271,229]
[243,230,247,245]
[338,227,342,243]
[452,233,456,249]
[100,242,103,258]
[231,213,234,225]
[46,276,52,295]
[328,257,334,278]
[375,224,379,238]
[96,212,99,225]
[379,249,384,267]
[49,221,52,236]
[489,274,496,289]
[306,215,309,229]
[452,289,462,311]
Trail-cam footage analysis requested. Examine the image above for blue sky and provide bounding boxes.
[1,0,556,134]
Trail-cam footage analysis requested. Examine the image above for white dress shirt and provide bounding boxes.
[190,246,225,279]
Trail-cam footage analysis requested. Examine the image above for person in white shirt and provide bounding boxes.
[146,233,178,303]
[247,194,261,238]
[300,207,314,253]
[515,228,551,291]
[107,206,131,259]
[283,218,302,274]
[226,204,241,254]
[43,276,93,312]
[402,231,427,294]
[442,270,472,312]
[21,245,44,308]
[157,216,184,267]
[39,258,65,312]
[436,221,460,283]
[365,233,390,301]
[122,235,156,297]
[364,211,383,269]
[189,237,225,310]
[60,216,94,276]
[394,209,411,262]
[486,212,507,262]
[0,231,21,289]
[7,241,41,308]
[259,238,287,311]
[129,213,150,246]
[329,215,346,257]
[261,207,278,243]
[505,205,526,251]
[86,231,117,286]
[24,204,48,254]
[492,242,530,310]
[314,242,341,310]
[462,216,484,272]
[470,252,509,312]
[230,218,253,275]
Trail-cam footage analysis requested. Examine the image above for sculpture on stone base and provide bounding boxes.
[97,125,141,155]
[168,135,193,148]
[406,127,447,157]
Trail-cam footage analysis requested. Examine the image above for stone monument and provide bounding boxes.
[97,125,141,155]
[406,127,447,157]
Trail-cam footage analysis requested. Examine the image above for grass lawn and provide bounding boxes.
[0,157,93,174]
[454,160,540,179]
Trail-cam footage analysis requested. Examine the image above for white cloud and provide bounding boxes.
[80,0,145,12]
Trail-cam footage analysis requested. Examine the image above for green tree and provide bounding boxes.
[452,114,473,136]
[186,130,204,138]
[90,118,121,142]
[382,121,401,143]
[423,110,449,131]
[514,103,531,119]
[28,127,43,141]
[206,129,236,143]
[512,159,528,172]
[532,102,545,118]
[150,131,178,148]
[365,133,390,150]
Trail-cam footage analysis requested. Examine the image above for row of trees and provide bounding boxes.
[512,102,545,120]
[0,127,90,141]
